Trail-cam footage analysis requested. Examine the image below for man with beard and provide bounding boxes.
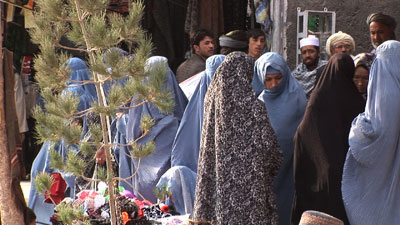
[367,13,397,54]
[292,36,327,99]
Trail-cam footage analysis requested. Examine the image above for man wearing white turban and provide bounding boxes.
[292,36,327,99]
[326,31,355,57]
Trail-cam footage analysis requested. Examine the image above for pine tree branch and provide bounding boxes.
[112,128,151,150]
[57,16,80,22]
[68,79,99,85]
[72,1,117,223]
[117,100,148,110]
[133,129,150,144]
[55,42,88,53]
[117,179,147,201]
[72,108,92,120]
[99,76,112,84]
[82,11,90,20]
[75,107,93,116]
[109,128,151,161]
[119,179,146,201]
[112,158,147,200]
[79,174,102,183]
[46,194,57,205]
[112,158,140,183]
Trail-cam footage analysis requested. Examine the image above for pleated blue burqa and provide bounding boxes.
[170,55,226,172]
[122,56,188,203]
[342,40,400,225]
[254,52,307,225]
[28,58,97,224]
[156,55,226,215]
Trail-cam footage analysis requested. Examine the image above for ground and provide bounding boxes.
[21,180,30,203]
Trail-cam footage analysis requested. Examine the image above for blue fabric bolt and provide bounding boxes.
[254,0,272,50]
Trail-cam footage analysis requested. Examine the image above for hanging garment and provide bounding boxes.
[199,0,224,41]
[184,0,199,34]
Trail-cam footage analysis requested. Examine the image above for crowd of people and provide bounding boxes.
[27,11,400,225]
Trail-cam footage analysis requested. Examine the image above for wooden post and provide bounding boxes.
[0,2,25,224]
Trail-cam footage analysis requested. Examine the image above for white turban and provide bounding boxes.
[300,36,320,48]
[326,31,355,56]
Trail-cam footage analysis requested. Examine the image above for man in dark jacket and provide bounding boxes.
[176,29,215,83]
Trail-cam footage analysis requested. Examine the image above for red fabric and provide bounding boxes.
[44,173,67,204]
[137,209,144,218]
[122,211,131,225]
[160,204,169,213]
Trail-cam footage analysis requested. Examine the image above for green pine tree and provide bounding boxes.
[30,0,173,224]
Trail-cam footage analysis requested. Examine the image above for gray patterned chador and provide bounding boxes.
[193,51,283,225]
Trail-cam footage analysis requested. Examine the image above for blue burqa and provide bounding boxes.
[28,141,78,224]
[170,55,226,171]
[101,48,130,98]
[29,57,97,224]
[64,58,98,111]
[121,56,188,203]
[254,52,307,225]
[156,55,226,215]
[342,40,400,225]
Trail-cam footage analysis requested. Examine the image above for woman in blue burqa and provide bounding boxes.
[156,55,226,215]
[342,40,400,225]
[253,52,307,225]
[28,57,97,224]
[116,56,188,203]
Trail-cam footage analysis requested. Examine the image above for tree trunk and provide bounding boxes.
[0,9,24,225]
[73,1,118,224]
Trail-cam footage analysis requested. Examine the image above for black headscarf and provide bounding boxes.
[291,53,366,225]
[354,52,375,71]
[193,51,282,224]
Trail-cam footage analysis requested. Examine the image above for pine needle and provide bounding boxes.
[34,172,54,195]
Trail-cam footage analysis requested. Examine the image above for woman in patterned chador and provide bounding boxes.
[193,51,283,225]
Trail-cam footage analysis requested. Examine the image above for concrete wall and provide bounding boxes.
[285,0,400,69]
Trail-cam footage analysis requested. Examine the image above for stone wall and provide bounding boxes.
[285,0,400,69]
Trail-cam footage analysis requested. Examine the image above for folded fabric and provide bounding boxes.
[44,173,67,204]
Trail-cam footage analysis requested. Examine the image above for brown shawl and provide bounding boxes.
[292,53,366,225]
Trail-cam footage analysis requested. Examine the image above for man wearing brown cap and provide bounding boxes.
[367,13,397,51]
